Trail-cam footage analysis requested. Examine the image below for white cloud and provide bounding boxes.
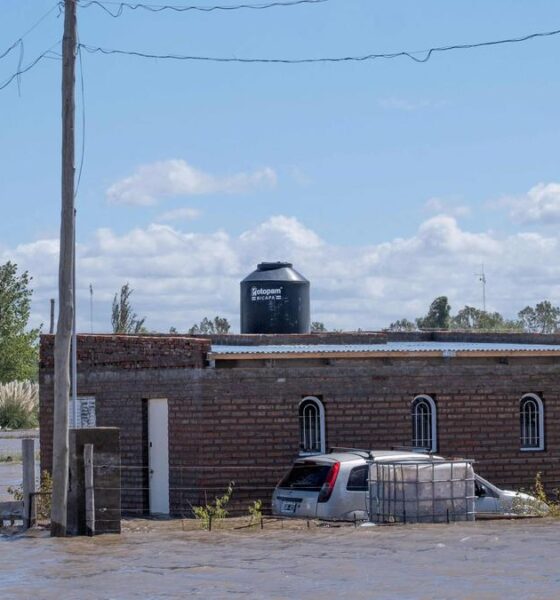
[156,207,201,222]
[501,183,560,224]
[424,197,471,218]
[240,216,323,251]
[5,215,560,333]
[107,159,277,206]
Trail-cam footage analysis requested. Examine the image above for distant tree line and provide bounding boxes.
[109,284,560,336]
[389,296,560,334]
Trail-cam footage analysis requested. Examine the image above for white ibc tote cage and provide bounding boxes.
[367,458,476,524]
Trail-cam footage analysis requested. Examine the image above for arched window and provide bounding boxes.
[299,397,325,454]
[411,395,437,452]
[520,394,544,451]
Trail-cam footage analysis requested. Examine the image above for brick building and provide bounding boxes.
[39,331,560,516]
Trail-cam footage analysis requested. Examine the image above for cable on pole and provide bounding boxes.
[77,0,328,17]
[75,43,87,199]
[0,41,62,92]
[79,26,560,64]
[0,2,62,63]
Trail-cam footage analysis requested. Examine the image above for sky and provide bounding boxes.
[1,0,560,333]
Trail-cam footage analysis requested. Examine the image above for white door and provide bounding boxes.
[148,398,169,515]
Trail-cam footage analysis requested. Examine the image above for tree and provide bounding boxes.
[388,318,416,332]
[0,262,39,383]
[188,316,231,335]
[311,321,326,332]
[111,283,146,333]
[416,296,451,330]
[451,306,523,332]
[518,301,560,334]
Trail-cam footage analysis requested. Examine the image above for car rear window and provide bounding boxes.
[346,465,368,491]
[278,462,332,491]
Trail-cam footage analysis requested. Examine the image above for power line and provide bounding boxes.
[3,24,560,93]
[79,26,560,64]
[75,43,87,199]
[0,2,61,62]
[77,0,328,17]
[0,41,62,92]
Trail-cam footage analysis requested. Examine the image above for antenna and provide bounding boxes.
[475,264,487,312]
[89,283,94,333]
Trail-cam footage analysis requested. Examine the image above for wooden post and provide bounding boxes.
[22,438,36,530]
[51,0,77,538]
[84,444,95,536]
[49,299,55,334]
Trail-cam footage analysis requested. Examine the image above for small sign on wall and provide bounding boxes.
[69,396,96,428]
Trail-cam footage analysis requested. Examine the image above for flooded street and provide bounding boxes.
[1,519,560,599]
[1,432,558,598]
[0,431,39,501]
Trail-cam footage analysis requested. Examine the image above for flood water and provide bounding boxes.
[1,519,560,599]
[0,431,40,501]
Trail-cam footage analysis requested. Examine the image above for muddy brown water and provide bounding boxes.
[0,431,40,501]
[1,519,560,599]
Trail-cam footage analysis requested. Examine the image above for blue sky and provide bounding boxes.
[2,0,560,332]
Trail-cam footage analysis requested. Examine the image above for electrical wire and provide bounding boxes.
[0,41,61,92]
[0,2,61,62]
[2,24,560,94]
[79,26,560,64]
[75,43,87,199]
[77,0,328,16]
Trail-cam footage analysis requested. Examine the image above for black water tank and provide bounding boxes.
[240,262,310,334]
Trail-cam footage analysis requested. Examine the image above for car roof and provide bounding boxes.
[298,450,445,465]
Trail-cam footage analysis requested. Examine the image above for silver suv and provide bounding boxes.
[272,449,545,521]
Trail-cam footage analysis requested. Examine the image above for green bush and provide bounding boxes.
[248,499,263,525]
[513,472,560,518]
[0,380,39,429]
[192,481,235,530]
[8,470,52,520]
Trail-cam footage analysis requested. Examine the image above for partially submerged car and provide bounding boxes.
[272,450,547,521]
[474,474,548,517]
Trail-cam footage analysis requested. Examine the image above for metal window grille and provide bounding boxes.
[299,400,321,453]
[520,397,541,449]
[412,398,432,450]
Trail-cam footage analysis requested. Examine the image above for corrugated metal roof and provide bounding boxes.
[209,341,560,356]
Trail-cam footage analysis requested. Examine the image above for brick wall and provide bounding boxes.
[39,334,209,515]
[40,334,560,517]
[386,330,560,345]
[198,331,388,346]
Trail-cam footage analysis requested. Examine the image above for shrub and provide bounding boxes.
[192,481,234,530]
[248,499,263,525]
[0,380,38,429]
[8,470,53,521]
[513,472,560,518]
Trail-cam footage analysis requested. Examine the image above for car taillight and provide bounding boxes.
[318,462,340,503]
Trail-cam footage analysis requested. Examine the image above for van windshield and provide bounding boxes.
[278,462,332,491]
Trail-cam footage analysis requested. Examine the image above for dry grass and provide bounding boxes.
[0,380,38,429]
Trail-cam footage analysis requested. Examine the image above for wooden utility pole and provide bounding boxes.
[51,0,77,537]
